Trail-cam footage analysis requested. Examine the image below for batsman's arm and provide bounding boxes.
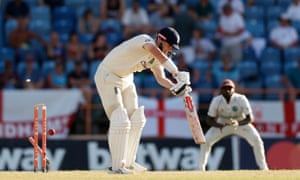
[143,43,169,63]
[143,43,178,75]
[151,65,174,89]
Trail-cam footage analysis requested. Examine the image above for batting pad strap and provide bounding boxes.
[162,59,178,74]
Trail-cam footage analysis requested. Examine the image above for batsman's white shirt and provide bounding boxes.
[94,34,162,117]
[100,34,161,78]
[208,93,252,124]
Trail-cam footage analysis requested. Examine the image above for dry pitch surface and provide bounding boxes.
[0,170,300,180]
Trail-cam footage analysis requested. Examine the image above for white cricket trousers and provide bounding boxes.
[94,65,141,170]
[94,65,138,118]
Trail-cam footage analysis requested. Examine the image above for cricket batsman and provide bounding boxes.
[94,27,191,174]
[199,79,269,171]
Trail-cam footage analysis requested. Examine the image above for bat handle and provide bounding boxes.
[184,93,194,110]
[183,91,191,98]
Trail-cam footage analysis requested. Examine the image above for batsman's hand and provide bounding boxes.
[170,83,192,96]
[173,71,191,85]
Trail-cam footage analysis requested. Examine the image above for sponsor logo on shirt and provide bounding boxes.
[140,58,155,69]
[232,106,238,112]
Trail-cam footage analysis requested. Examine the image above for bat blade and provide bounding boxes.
[184,93,206,144]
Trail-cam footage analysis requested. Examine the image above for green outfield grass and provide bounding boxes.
[1,170,300,180]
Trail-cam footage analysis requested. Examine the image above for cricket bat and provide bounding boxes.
[183,93,206,144]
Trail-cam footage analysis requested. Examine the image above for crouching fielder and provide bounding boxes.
[199,79,269,171]
[94,27,191,174]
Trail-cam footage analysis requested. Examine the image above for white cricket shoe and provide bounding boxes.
[107,167,133,174]
[199,166,206,171]
[261,167,269,171]
[127,162,147,172]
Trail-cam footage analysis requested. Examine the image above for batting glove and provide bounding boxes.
[170,83,192,96]
[173,71,191,85]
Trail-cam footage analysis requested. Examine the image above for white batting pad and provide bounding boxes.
[108,107,131,171]
[126,106,146,166]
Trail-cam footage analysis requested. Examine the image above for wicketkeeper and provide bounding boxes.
[94,27,191,174]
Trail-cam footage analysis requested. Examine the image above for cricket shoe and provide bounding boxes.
[107,167,133,174]
[127,162,147,172]
[199,166,206,171]
[260,167,269,171]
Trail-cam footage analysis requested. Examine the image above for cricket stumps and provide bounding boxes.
[28,103,49,173]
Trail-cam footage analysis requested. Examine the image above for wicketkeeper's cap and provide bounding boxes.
[158,27,180,50]
[221,79,235,89]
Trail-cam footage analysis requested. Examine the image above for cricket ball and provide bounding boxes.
[48,128,56,136]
